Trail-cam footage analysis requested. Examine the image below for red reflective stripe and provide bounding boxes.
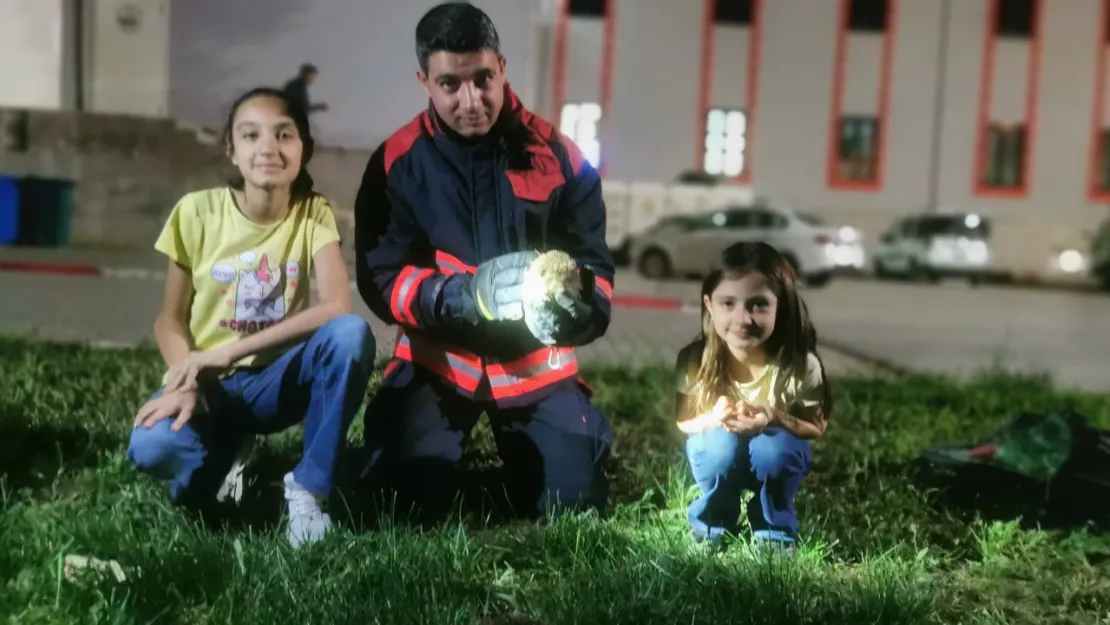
[391,267,415,324]
[393,339,482,392]
[594,276,613,299]
[393,331,484,392]
[390,266,433,326]
[435,251,476,275]
[402,269,432,324]
[383,359,401,379]
[488,361,579,399]
[484,347,574,378]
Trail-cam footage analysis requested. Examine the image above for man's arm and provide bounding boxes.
[548,138,615,347]
[354,144,472,330]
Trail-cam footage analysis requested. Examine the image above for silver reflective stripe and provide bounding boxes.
[436,257,467,274]
[396,333,484,382]
[488,349,578,392]
[393,268,429,321]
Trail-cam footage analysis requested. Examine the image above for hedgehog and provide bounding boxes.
[521,250,582,345]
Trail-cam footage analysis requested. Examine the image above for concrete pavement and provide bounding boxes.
[0,270,878,379]
[5,252,1110,391]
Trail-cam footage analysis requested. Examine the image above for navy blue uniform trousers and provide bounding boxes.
[360,362,612,523]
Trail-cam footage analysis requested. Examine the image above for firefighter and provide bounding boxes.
[353,2,615,523]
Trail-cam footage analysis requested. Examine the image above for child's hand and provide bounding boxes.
[709,396,734,423]
[723,401,771,435]
[677,396,735,434]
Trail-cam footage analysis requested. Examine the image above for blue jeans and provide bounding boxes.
[126,314,375,504]
[685,425,812,542]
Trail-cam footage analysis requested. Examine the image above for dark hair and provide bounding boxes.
[299,62,318,76]
[222,86,317,207]
[689,241,833,422]
[415,2,501,73]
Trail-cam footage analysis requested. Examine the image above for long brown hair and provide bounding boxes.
[687,242,833,422]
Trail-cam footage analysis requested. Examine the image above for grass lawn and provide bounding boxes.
[2,336,1109,625]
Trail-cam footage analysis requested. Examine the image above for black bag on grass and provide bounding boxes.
[921,410,1110,525]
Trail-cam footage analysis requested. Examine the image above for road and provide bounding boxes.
[3,269,1109,392]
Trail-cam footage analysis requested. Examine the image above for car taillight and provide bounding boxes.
[815,234,833,245]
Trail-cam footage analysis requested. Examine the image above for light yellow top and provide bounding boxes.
[153,187,341,369]
[674,339,826,422]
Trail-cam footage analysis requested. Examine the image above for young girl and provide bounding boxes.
[674,241,832,553]
[126,87,375,548]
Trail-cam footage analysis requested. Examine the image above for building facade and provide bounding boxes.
[5,0,1110,271]
[550,0,1110,219]
[1,0,171,117]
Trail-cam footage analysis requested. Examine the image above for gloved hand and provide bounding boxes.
[470,250,539,322]
[523,265,596,346]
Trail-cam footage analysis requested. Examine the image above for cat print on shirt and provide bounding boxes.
[213,252,297,334]
[235,253,285,324]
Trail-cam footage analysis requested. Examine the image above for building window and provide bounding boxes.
[837,116,880,182]
[848,0,888,32]
[703,107,747,178]
[560,102,602,168]
[982,123,1025,189]
[568,0,605,18]
[715,0,752,25]
[996,0,1036,38]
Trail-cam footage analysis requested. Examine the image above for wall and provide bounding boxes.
[0,109,369,258]
[0,0,66,110]
[168,0,546,149]
[544,0,1110,274]
[85,0,172,117]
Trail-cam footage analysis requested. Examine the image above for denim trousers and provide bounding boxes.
[685,425,812,542]
[126,314,375,504]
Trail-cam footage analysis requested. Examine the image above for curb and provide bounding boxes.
[0,260,692,312]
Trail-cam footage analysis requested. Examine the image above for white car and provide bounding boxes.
[628,202,863,287]
[871,213,994,284]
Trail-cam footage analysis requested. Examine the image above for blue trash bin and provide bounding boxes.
[0,175,19,246]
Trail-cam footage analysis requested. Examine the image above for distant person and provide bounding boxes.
[283,63,329,115]
[126,86,373,548]
[673,242,833,556]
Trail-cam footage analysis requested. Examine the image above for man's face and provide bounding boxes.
[303,71,318,85]
[418,50,506,138]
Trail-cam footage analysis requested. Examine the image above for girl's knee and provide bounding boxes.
[317,314,375,363]
[686,427,743,477]
[127,421,181,472]
[749,428,810,479]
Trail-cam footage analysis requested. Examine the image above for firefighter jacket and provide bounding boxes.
[354,84,615,407]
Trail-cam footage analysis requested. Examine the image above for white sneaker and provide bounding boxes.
[283,472,332,548]
[216,436,255,504]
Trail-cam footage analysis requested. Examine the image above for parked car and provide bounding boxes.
[627,202,859,287]
[871,213,994,284]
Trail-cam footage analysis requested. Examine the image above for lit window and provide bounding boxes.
[983,123,1025,189]
[703,108,747,177]
[560,102,602,168]
[837,116,880,182]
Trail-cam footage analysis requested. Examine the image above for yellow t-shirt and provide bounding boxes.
[674,339,827,422]
[154,187,341,369]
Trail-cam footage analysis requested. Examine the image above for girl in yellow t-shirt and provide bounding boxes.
[675,241,833,554]
[126,86,375,548]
